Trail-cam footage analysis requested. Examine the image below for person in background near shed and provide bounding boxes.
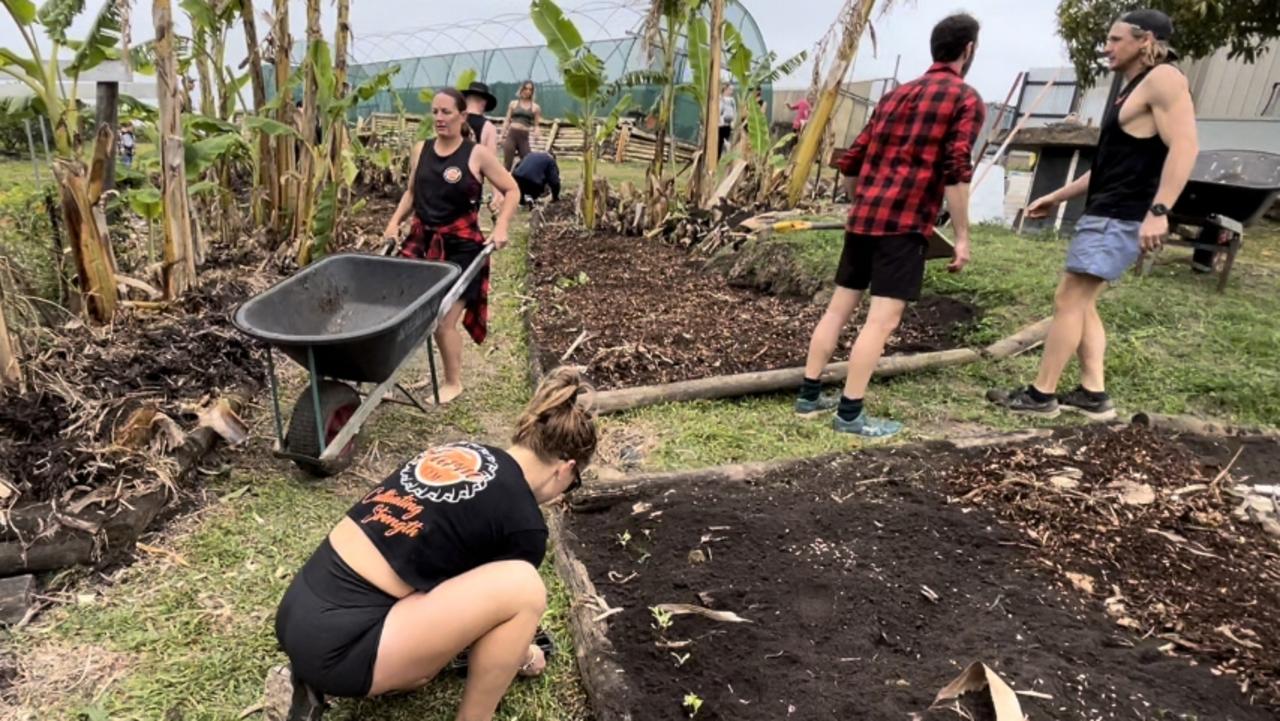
[718,83,737,156]
[511,150,561,208]
[788,93,813,133]
[119,123,135,168]
[273,367,598,721]
[987,9,1197,421]
[502,81,543,171]
[794,13,984,438]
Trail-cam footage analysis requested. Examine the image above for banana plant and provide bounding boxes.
[532,0,664,230]
[641,0,706,192]
[265,35,398,264]
[0,0,129,321]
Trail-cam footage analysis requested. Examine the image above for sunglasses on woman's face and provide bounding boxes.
[562,459,582,494]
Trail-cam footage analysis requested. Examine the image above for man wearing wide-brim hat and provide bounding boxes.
[461,81,502,213]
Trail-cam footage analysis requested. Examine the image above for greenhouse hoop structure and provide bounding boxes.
[344,0,770,142]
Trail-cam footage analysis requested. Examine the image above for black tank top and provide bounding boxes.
[412,139,482,226]
[1084,68,1170,221]
[466,114,488,143]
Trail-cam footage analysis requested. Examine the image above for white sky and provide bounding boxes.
[0,0,1072,103]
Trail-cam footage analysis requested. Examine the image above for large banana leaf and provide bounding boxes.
[0,47,42,81]
[745,90,770,157]
[186,114,239,135]
[753,50,807,87]
[125,186,163,221]
[310,180,339,261]
[2,0,37,23]
[529,0,583,64]
[245,115,301,139]
[454,67,476,91]
[66,0,123,75]
[685,15,709,110]
[561,52,604,103]
[37,0,85,42]
[724,23,752,86]
[179,0,216,29]
[596,94,632,144]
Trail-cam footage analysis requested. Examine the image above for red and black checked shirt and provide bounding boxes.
[401,215,490,345]
[837,63,985,236]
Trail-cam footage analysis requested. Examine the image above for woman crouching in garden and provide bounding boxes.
[274,367,597,721]
[383,87,520,405]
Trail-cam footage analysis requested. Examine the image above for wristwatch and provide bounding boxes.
[1149,203,1170,217]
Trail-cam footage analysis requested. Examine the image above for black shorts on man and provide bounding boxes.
[834,231,928,301]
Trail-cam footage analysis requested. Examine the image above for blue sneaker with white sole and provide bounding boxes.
[794,392,840,418]
[832,410,903,438]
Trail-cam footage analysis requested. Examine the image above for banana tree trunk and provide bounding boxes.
[785,0,877,208]
[698,0,724,209]
[241,0,277,226]
[293,0,322,265]
[583,116,596,231]
[155,0,197,299]
[647,27,678,193]
[53,156,118,322]
[273,0,296,239]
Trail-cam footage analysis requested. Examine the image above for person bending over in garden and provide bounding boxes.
[274,367,598,721]
[794,13,984,438]
[987,9,1196,421]
[383,88,519,405]
[511,150,561,207]
[502,81,543,170]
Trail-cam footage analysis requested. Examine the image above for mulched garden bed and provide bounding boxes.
[561,425,1280,720]
[528,203,978,390]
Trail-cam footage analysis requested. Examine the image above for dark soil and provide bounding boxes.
[565,425,1280,720]
[528,204,979,390]
[0,246,267,504]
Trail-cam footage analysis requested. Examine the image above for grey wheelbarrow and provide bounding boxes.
[233,246,492,476]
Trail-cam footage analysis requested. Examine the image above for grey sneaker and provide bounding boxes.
[1058,386,1117,421]
[986,386,1061,418]
[795,392,840,418]
[832,410,903,438]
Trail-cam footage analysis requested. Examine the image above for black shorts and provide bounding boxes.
[834,231,928,301]
[275,538,398,697]
[443,237,487,307]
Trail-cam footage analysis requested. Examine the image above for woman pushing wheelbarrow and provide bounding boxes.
[383,88,521,405]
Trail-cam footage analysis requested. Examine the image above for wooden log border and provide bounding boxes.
[1130,412,1280,439]
[0,397,243,577]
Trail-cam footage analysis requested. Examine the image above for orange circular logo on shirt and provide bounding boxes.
[415,445,483,485]
[399,442,497,504]
[443,166,463,184]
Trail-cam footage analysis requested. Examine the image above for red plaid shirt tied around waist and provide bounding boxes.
[400,214,490,345]
[837,63,985,236]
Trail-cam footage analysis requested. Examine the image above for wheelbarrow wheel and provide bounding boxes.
[286,381,361,477]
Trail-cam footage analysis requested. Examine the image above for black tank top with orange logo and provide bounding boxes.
[346,442,547,591]
[412,139,483,226]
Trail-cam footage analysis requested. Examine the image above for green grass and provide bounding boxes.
[0,155,42,190]
[6,219,588,721]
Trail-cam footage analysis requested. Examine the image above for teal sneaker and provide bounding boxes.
[832,410,903,438]
[794,392,840,418]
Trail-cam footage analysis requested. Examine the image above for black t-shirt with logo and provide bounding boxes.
[346,441,547,591]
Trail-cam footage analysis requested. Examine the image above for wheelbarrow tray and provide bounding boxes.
[233,254,459,384]
[1173,149,1280,227]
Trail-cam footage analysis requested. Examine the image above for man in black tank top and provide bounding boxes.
[988,9,1197,420]
[463,81,501,212]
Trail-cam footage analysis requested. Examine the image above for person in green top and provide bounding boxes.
[502,81,543,170]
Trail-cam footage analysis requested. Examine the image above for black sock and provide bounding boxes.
[837,396,864,421]
[1078,385,1109,401]
[799,377,822,401]
[1026,384,1055,403]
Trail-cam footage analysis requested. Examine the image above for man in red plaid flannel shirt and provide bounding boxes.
[795,13,984,438]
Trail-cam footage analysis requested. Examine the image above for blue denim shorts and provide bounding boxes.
[1065,214,1142,281]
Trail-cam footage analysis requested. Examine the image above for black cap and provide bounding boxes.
[461,81,498,112]
[1120,9,1179,60]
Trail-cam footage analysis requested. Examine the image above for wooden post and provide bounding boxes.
[94,81,118,192]
[699,0,724,208]
[1054,149,1080,232]
[154,0,197,299]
